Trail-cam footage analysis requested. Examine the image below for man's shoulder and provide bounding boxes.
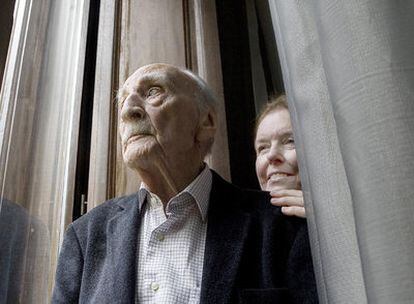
[210,171,274,211]
[239,187,305,227]
[211,170,267,197]
[211,172,275,222]
[210,171,305,228]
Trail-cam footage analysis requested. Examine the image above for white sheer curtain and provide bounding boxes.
[269,1,414,303]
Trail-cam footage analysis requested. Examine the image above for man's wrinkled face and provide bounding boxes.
[255,107,301,192]
[118,64,201,169]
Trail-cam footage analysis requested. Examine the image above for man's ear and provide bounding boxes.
[196,109,217,144]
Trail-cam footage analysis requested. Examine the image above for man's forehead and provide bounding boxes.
[124,64,183,87]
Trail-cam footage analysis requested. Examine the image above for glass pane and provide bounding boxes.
[0,0,89,302]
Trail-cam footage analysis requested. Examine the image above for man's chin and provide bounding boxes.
[123,144,161,170]
[124,155,154,171]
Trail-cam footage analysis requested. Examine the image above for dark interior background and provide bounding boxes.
[216,0,284,190]
[0,0,16,86]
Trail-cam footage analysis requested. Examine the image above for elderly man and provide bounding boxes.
[52,63,318,303]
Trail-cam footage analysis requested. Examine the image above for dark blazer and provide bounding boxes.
[52,171,318,304]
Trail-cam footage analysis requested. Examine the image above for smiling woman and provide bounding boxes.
[254,94,306,218]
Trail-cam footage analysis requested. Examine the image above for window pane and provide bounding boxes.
[0,0,90,302]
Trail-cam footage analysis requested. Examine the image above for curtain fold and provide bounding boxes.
[269,0,414,303]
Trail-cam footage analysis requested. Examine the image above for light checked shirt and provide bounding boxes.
[136,164,212,304]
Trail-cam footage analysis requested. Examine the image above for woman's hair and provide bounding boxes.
[254,94,289,138]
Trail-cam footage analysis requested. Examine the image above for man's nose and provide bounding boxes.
[121,93,146,121]
[267,144,284,164]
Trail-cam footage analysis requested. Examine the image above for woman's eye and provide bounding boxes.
[147,87,161,97]
[284,137,295,146]
[256,145,268,154]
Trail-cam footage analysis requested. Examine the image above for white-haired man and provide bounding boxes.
[52,63,318,304]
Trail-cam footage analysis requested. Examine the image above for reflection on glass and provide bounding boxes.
[0,0,89,302]
[0,198,49,303]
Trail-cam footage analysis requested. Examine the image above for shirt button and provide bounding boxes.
[156,234,165,241]
[150,282,160,292]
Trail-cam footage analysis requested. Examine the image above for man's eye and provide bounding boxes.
[147,87,161,97]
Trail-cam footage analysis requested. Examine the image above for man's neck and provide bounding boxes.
[137,161,205,205]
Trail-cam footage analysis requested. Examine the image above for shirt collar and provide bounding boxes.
[138,164,212,221]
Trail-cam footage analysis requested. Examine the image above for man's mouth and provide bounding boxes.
[126,134,151,145]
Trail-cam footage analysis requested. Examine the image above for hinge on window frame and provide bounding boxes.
[80,194,88,216]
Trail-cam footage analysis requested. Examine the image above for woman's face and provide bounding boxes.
[255,107,301,192]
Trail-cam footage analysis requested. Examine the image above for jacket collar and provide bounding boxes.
[107,171,251,304]
[137,164,212,221]
[108,194,141,302]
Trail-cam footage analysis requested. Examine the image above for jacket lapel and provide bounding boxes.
[200,172,251,304]
[107,194,141,303]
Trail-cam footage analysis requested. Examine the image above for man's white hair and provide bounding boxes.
[180,68,217,155]
[181,68,218,114]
